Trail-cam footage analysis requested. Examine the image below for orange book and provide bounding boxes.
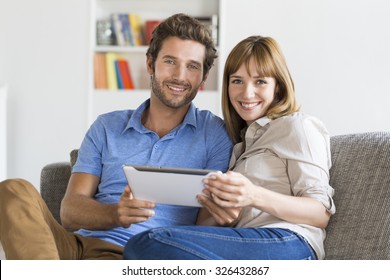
[117,59,135,89]
[94,53,107,89]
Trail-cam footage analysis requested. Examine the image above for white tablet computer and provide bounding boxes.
[122,164,220,207]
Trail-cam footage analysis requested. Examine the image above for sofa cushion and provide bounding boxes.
[40,162,71,224]
[70,149,78,167]
[325,132,390,259]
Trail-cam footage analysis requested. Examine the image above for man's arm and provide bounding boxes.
[60,173,118,230]
[60,172,155,231]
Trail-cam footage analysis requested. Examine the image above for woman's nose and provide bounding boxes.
[243,83,256,98]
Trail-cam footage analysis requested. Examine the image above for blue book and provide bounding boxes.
[119,13,134,46]
[114,60,124,89]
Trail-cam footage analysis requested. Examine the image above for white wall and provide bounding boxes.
[0,0,90,187]
[220,0,390,136]
[1,0,389,189]
[0,85,7,181]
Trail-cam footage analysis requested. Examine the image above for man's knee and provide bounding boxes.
[1,178,35,190]
[0,179,39,207]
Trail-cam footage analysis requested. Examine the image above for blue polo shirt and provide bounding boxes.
[72,99,233,246]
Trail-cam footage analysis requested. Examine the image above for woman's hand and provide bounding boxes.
[204,172,331,229]
[197,188,242,226]
[203,171,257,208]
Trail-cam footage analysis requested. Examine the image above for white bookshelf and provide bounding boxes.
[88,0,221,125]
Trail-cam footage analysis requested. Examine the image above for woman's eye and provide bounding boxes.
[257,79,267,84]
[231,79,242,84]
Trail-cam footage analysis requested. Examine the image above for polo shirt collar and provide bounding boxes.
[182,102,197,128]
[122,99,150,133]
[122,99,197,134]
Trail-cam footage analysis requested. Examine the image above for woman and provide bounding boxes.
[123,35,335,260]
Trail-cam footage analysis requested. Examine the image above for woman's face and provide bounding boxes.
[228,58,276,125]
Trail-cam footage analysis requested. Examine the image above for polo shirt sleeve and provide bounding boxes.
[72,116,106,177]
[205,117,233,173]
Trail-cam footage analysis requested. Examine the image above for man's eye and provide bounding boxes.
[164,59,175,64]
[188,64,200,70]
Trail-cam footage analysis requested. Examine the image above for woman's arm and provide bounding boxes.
[203,171,330,229]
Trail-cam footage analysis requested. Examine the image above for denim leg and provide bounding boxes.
[124,226,317,260]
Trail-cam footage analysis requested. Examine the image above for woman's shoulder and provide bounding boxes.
[274,112,319,123]
[273,112,328,132]
[264,113,331,163]
[265,112,330,143]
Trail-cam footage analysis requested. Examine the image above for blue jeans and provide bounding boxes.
[123,226,317,260]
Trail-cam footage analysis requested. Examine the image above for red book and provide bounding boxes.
[145,20,162,45]
[117,59,135,89]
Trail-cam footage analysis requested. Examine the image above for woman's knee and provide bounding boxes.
[124,230,152,259]
[124,228,174,259]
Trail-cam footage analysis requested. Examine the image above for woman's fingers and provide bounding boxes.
[203,172,253,207]
[198,194,241,225]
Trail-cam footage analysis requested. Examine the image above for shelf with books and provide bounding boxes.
[88,0,221,125]
[93,52,136,90]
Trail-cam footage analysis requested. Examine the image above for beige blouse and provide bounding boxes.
[230,112,336,260]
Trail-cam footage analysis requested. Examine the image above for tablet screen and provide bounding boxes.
[122,165,220,207]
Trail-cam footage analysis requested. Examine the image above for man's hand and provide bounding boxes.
[117,185,156,228]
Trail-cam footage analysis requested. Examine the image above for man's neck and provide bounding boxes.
[142,100,190,138]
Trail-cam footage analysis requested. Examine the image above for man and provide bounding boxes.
[0,13,232,259]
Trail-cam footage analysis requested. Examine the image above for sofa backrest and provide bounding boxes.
[325,132,390,259]
[40,133,390,259]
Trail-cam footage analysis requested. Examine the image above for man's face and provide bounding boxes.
[147,37,207,109]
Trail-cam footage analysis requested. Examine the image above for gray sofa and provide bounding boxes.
[40,132,390,259]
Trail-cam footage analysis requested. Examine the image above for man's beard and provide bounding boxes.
[151,75,200,109]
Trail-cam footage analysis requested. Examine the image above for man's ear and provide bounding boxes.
[202,72,209,83]
[146,55,154,75]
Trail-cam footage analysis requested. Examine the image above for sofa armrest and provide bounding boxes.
[40,162,71,224]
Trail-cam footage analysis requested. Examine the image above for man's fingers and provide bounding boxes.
[117,203,156,228]
[119,206,155,217]
[127,198,155,209]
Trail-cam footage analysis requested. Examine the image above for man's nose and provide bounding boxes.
[172,64,187,80]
